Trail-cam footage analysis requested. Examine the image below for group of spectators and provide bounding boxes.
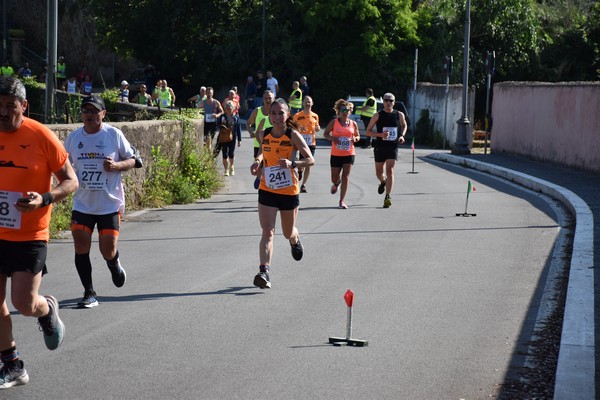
[119,79,176,108]
[243,70,310,118]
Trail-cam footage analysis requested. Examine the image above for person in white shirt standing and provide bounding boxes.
[63,95,136,308]
[266,70,279,97]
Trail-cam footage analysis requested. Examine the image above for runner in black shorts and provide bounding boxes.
[64,95,136,308]
[0,76,78,389]
[366,92,407,208]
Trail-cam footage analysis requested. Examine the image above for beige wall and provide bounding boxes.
[492,82,600,172]
[51,118,204,209]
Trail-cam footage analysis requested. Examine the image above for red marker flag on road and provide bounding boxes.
[344,290,354,307]
[411,137,415,152]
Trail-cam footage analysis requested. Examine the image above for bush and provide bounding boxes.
[49,102,221,237]
[49,195,73,239]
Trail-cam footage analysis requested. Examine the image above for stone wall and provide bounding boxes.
[492,82,600,173]
[50,118,204,210]
[407,83,476,148]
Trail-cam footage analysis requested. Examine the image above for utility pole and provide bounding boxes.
[452,0,471,155]
[443,56,453,150]
[45,0,57,123]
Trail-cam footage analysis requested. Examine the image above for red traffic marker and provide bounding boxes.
[344,289,354,307]
[329,289,368,347]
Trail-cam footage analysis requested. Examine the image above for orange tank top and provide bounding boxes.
[330,118,356,156]
[259,128,299,195]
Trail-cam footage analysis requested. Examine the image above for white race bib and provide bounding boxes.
[383,127,398,141]
[0,190,23,229]
[264,165,293,190]
[335,137,351,151]
[78,161,106,191]
[302,134,313,146]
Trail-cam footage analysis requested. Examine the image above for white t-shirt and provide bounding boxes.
[267,77,278,97]
[64,123,134,215]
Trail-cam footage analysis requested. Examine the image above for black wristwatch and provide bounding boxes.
[291,160,297,169]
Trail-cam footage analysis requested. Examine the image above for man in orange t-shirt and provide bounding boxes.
[0,76,78,389]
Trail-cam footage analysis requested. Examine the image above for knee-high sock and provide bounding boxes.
[75,253,93,292]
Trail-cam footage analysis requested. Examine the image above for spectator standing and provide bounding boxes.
[63,95,135,308]
[266,70,279,97]
[0,76,78,388]
[66,76,78,94]
[17,63,32,78]
[288,81,303,115]
[0,60,14,76]
[152,79,176,108]
[143,62,158,94]
[244,76,257,116]
[80,75,93,95]
[356,88,377,148]
[299,76,309,95]
[118,80,130,103]
[255,71,266,107]
[56,56,67,87]
[365,92,407,208]
[323,99,360,209]
[38,66,47,84]
[292,95,319,193]
[76,65,90,86]
[134,84,152,106]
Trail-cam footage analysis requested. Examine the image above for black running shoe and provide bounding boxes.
[378,179,386,195]
[77,290,99,308]
[300,184,307,193]
[0,360,29,389]
[253,270,271,289]
[290,239,304,261]
[108,261,126,288]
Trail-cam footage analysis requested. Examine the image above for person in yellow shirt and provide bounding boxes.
[288,81,303,115]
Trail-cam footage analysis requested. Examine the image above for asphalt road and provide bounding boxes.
[6,139,569,400]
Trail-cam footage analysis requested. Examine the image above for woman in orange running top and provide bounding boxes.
[249,98,314,289]
[323,99,360,209]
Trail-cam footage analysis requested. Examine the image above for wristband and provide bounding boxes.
[291,160,297,169]
[41,192,54,207]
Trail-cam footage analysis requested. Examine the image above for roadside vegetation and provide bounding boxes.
[48,108,221,238]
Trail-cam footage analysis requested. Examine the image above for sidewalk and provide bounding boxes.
[429,152,598,400]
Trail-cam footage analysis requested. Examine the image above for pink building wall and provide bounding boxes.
[492,82,600,173]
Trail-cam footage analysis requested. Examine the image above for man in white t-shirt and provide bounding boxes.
[63,95,136,309]
[266,70,279,97]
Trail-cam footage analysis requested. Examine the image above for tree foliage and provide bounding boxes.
[84,0,600,117]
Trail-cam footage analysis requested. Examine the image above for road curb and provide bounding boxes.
[427,153,595,400]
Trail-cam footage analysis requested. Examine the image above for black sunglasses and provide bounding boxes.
[383,98,395,102]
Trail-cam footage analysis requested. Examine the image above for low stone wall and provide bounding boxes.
[50,118,204,210]
[492,82,600,173]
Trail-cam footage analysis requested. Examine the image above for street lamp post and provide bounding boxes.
[452,0,471,155]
